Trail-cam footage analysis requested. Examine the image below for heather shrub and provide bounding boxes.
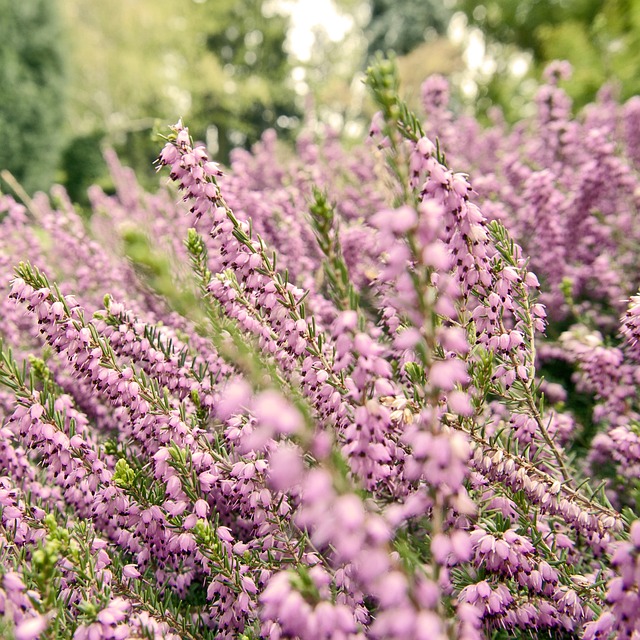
[1,58,640,639]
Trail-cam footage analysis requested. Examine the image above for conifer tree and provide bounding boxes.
[0,0,67,193]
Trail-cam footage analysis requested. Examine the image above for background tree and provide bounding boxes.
[365,0,453,56]
[457,0,640,111]
[355,0,640,121]
[189,0,300,161]
[0,0,67,194]
[356,0,539,122]
[59,0,299,193]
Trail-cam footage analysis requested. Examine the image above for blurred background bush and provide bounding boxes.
[2,0,639,201]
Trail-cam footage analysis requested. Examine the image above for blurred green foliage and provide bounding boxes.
[0,0,300,199]
[58,0,298,195]
[456,0,600,60]
[189,0,300,161]
[6,0,640,201]
[360,0,640,121]
[121,226,203,322]
[60,131,108,207]
[458,0,640,110]
[0,0,67,194]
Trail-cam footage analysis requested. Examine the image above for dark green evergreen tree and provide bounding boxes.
[0,0,67,193]
[365,0,453,57]
[190,0,300,162]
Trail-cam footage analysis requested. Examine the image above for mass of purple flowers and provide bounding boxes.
[2,58,640,639]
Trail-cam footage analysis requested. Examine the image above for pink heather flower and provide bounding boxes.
[14,615,49,640]
[373,571,408,607]
[267,444,305,492]
[122,564,141,579]
[215,377,252,421]
[414,610,444,640]
[429,358,469,391]
[583,612,616,640]
[333,310,359,334]
[394,327,422,350]
[370,205,417,234]
[333,494,365,531]
[437,326,470,355]
[175,532,196,552]
[4,571,26,592]
[30,404,44,420]
[354,548,392,585]
[216,526,234,543]
[543,60,572,83]
[622,294,640,357]
[158,143,180,166]
[416,136,436,157]
[447,390,473,416]
[245,390,303,451]
[421,240,452,270]
[421,74,450,110]
[241,575,258,595]
[540,380,567,404]
[430,533,452,564]
[194,499,209,518]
